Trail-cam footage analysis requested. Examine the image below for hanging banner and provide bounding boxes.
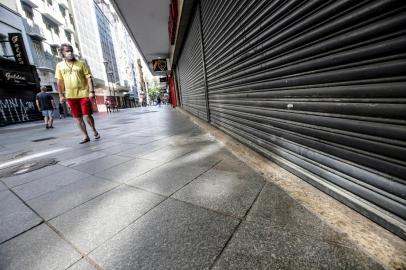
[8,33,30,65]
[152,59,167,72]
[168,0,178,44]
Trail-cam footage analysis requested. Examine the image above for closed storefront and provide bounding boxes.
[0,58,41,126]
[175,0,406,239]
[177,7,209,121]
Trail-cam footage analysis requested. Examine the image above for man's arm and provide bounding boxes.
[57,79,66,102]
[88,76,95,98]
[35,98,41,111]
[51,97,56,110]
[82,62,94,98]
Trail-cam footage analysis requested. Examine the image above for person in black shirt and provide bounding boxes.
[36,86,56,129]
[157,96,161,107]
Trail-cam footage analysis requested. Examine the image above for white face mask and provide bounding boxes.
[64,51,74,60]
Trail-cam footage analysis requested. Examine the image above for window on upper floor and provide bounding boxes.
[43,16,52,30]
[45,22,51,31]
[50,45,59,56]
[0,35,12,60]
[69,15,75,27]
[43,16,60,35]
[59,5,66,17]
[32,39,45,58]
[65,31,72,42]
[24,9,34,20]
[22,3,34,20]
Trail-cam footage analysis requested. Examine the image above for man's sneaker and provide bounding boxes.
[46,124,49,129]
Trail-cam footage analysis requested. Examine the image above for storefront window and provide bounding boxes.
[0,35,12,60]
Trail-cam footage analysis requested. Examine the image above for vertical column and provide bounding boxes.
[197,1,211,122]
[175,65,183,106]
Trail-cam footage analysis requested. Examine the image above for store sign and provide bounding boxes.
[5,72,27,84]
[152,59,167,72]
[8,33,30,65]
[0,67,35,86]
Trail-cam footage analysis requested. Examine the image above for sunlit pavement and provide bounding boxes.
[0,106,383,269]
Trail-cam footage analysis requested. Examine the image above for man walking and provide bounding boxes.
[36,86,56,129]
[55,43,100,144]
[104,98,111,113]
[157,96,161,107]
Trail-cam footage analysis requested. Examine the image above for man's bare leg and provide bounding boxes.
[44,116,49,127]
[84,114,99,137]
[48,116,54,128]
[73,117,89,140]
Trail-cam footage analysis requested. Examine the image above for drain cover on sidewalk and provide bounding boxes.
[0,158,57,178]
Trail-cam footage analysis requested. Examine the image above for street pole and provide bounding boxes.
[112,73,117,106]
[103,61,112,97]
[108,72,114,103]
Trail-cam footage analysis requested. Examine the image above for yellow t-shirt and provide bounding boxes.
[55,60,92,98]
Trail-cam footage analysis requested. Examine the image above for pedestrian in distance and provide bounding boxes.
[56,43,100,144]
[163,93,169,105]
[112,100,119,112]
[36,86,56,129]
[58,102,65,119]
[157,96,161,107]
[105,99,111,113]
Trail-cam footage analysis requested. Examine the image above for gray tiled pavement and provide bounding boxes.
[71,154,131,174]
[0,107,384,269]
[50,185,164,253]
[67,259,97,270]
[12,168,92,201]
[27,175,118,220]
[89,198,240,270]
[127,163,209,196]
[0,224,80,270]
[0,190,42,243]
[212,222,382,270]
[172,169,265,218]
[0,181,7,191]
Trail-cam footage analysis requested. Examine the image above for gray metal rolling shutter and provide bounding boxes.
[199,0,406,239]
[177,8,208,121]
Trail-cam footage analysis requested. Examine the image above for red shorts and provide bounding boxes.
[67,98,92,118]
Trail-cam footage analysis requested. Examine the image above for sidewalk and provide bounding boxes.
[0,106,386,269]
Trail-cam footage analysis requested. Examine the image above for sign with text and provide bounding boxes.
[8,33,30,65]
[4,72,27,84]
[0,60,37,86]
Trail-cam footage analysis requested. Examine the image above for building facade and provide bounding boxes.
[110,11,139,107]
[2,0,150,121]
[71,0,145,110]
[70,0,106,108]
[96,0,146,108]
[15,0,80,94]
[0,2,41,125]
